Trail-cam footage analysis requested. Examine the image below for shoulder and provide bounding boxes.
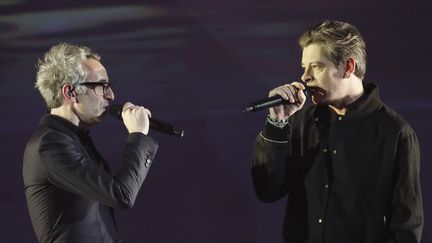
[375,104,416,138]
[23,122,79,173]
[25,123,77,154]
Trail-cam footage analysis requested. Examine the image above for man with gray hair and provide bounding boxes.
[251,20,423,242]
[23,43,158,243]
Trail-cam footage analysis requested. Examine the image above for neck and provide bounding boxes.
[50,105,80,126]
[328,78,364,115]
[328,106,347,115]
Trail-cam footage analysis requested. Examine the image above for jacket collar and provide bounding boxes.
[39,114,90,140]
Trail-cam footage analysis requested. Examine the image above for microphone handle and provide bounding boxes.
[149,118,184,138]
[109,104,184,138]
[243,86,311,113]
[243,96,286,112]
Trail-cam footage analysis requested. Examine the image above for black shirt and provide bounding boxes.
[251,83,423,243]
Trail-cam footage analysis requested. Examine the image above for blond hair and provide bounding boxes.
[299,20,366,79]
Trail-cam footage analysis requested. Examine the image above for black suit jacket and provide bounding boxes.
[23,114,158,243]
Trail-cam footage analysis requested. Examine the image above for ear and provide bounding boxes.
[61,84,77,102]
[343,57,356,78]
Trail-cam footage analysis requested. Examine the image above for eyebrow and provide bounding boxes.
[86,80,109,83]
[301,61,325,67]
[81,81,110,85]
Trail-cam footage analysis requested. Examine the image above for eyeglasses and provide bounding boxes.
[78,82,113,96]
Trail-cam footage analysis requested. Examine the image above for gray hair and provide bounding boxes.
[35,43,101,109]
[299,20,366,79]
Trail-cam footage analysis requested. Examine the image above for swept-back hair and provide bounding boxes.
[299,20,366,79]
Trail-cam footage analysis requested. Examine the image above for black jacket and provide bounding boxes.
[252,83,423,243]
[23,114,158,243]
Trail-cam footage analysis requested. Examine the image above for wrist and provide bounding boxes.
[267,114,289,129]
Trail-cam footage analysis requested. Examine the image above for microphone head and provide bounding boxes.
[243,84,312,113]
[109,104,124,121]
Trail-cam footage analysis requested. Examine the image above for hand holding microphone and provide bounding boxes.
[121,102,151,135]
[109,103,184,138]
[269,82,307,120]
[243,82,310,118]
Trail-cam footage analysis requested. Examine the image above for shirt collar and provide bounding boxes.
[314,82,383,120]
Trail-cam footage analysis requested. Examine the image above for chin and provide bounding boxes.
[87,113,106,125]
[312,93,330,105]
[97,110,108,121]
[94,115,106,124]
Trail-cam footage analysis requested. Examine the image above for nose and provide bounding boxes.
[301,67,313,83]
[104,86,115,101]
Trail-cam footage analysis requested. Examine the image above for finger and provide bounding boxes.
[145,109,152,118]
[270,86,292,101]
[269,88,286,100]
[297,88,306,104]
[292,82,307,101]
[122,102,134,111]
[284,85,298,103]
[129,106,145,112]
[135,107,151,119]
[291,82,306,91]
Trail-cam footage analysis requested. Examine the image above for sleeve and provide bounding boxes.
[251,119,293,202]
[39,131,158,209]
[387,132,423,243]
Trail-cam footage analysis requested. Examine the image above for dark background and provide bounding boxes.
[0,0,430,242]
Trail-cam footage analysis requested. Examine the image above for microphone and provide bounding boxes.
[109,104,184,138]
[243,87,311,113]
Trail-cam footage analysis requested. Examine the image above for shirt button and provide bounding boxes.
[333,150,337,155]
[314,117,319,122]
[146,158,151,163]
[324,184,329,189]
[323,148,328,153]
[338,116,343,121]
[318,218,323,223]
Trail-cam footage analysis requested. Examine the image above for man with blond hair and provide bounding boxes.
[251,20,423,243]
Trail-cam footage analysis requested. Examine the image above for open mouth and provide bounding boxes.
[306,87,315,95]
[307,86,325,96]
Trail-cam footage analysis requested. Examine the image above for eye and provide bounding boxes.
[312,65,324,71]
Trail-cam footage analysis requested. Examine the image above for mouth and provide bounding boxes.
[307,86,325,96]
[305,86,315,96]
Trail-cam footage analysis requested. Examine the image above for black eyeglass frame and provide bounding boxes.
[77,81,113,96]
